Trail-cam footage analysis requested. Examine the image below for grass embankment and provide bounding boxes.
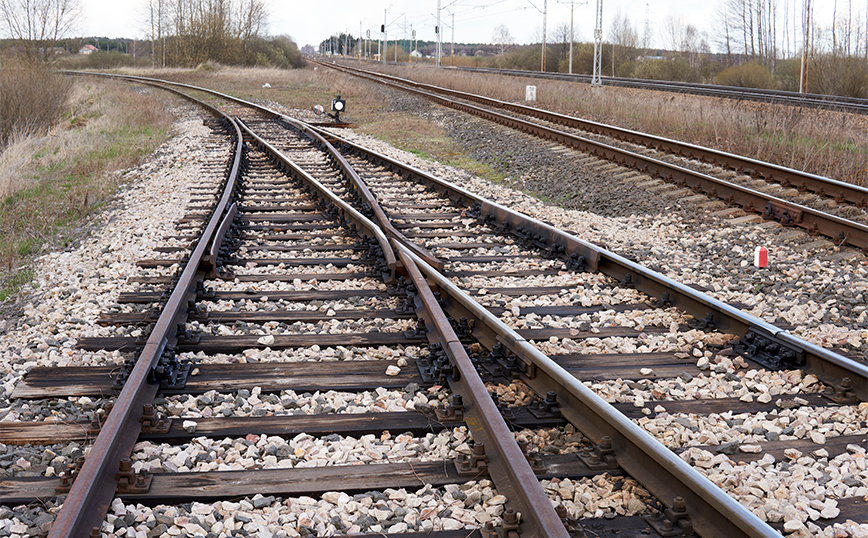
[0,76,173,303]
[370,63,868,188]
[115,65,508,185]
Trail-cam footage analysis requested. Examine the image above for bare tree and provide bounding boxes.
[609,11,638,75]
[147,0,168,67]
[0,0,82,61]
[609,11,639,49]
[492,24,514,55]
[552,22,571,68]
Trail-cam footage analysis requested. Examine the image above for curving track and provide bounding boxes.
[0,73,865,538]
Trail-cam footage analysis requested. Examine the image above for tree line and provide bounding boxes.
[0,0,304,68]
[487,1,867,97]
[145,0,303,68]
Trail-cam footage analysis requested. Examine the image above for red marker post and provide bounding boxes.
[754,246,768,268]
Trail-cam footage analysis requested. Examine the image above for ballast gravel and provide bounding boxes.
[0,83,865,537]
[322,92,868,360]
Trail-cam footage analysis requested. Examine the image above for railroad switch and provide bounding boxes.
[577,436,618,470]
[455,442,489,476]
[644,497,694,537]
[733,328,805,371]
[140,403,172,434]
[822,377,858,404]
[116,458,152,494]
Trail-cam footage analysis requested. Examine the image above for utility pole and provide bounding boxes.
[591,0,603,86]
[799,0,811,93]
[382,8,387,63]
[451,12,455,65]
[643,3,651,57]
[541,0,547,71]
[436,0,442,66]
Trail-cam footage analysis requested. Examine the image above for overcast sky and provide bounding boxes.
[79,0,849,51]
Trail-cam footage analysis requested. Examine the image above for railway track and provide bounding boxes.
[312,60,868,255]
[385,63,868,116]
[0,74,865,538]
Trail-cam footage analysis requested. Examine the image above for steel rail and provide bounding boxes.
[49,86,245,538]
[237,119,397,281]
[68,70,447,270]
[314,60,868,254]
[401,244,782,538]
[239,119,572,538]
[327,61,868,208]
[394,242,570,538]
[304,125,868,402]
[439,65,868,115]
[272,115,446,270]
[73,70,867,392]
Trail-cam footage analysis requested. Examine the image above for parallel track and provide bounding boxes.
[358,62,868,115]
[1,73,864,538]
[315,60,868,254]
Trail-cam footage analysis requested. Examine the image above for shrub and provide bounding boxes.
[0,59,72,148]
[714,62,775,89]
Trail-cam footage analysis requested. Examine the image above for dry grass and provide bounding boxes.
[0,77,173,302]
[367,63,868,187]
[0,59,73,150]
[113,64,505,182]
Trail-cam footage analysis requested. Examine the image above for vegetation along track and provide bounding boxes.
[315,60,868,255]
[447,66,868,116]
[0,74,864,538]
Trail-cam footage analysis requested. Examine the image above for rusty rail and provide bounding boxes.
[274,115,446,270]
[306,125,868,402]
[49,90,244,538]
[237,119,398,282]
[399,245,784,538]
[394,241,571,538]
[236,120,574,538]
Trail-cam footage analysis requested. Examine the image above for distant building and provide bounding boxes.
[78,44,98,55]
[410,50,421,58]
